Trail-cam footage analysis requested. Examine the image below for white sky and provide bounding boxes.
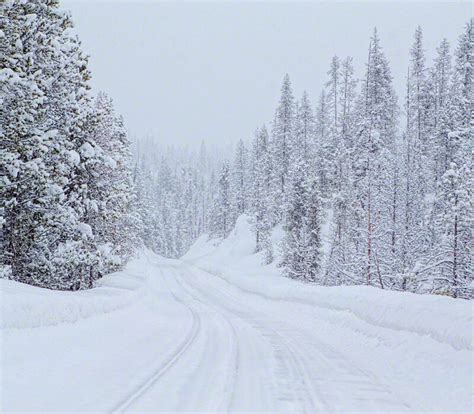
[63,1,471,147]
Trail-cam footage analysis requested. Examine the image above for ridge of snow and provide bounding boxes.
[0,251,152,329]
[183,214,473,352]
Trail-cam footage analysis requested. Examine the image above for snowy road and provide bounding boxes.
[2,253,471,412]
[119,261,410,413]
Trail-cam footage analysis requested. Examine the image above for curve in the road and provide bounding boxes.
[177,263,410,413]
[175,266,323,413]
[110,270,202,413]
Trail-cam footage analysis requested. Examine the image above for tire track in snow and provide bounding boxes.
[173,271,240,412]
[195,264,412,411]
[110,268,201,413]
[177,265,323,413]
[180,262,410,413]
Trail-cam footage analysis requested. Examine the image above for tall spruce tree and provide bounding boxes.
[250,127,274,264]
[349,28,398,287]
[231,139,249,220]
[271,74,295,223]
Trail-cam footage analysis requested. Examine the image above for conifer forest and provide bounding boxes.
[1,1,472,412]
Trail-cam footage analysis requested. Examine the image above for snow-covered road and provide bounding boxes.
[1,251,472,412]
[128,261,411,413]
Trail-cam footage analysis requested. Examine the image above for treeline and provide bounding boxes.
[1,1,471,299]
[1,0,140,290]
[133,141,225,258]
[209,23,473,298]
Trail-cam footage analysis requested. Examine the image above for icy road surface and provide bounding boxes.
[1,251,472,412]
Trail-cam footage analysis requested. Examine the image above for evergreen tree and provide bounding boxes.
[1,1,140,289]
[87,92,141,274]
[399,26,432,286]
[211,162,231,239]
[1,0,99,289]
[431,38,453,183]
[281,162,322,282]
[270,74,295,222]
[293,91,316,165]
[349,28,398,287]
[418,19,473,297]
[250,126,273,263]
[314,89,330,192]
[231,139,249,219]
[325,57,358,285]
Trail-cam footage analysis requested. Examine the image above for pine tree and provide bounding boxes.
[270,74,295,223]
[315,89,330,192]
[293,91,316,166]
[281,162,307,279]
[418,19,473,297]
[349,28,398,288]
[303,178,322,282]
[1,1,140,289]
[324,55,341,191]
[281,162,322,282]
[1,1,51,281]
[250,126,273,263]
[399,26,432,288]
[431,38,453,183]
[87,92,141,274]
[325,57,358,285]
[1,0,100,289]
[231,139,249,220]
[211,162,231,239]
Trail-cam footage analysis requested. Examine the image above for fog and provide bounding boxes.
[63,0,470,147]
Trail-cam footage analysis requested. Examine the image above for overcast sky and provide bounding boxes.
[63,1,470,147]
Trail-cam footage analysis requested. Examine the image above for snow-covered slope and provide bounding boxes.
[181,215,472,411]
[184,215,472,352]
[1,253,148,329]
[1,252,195,412]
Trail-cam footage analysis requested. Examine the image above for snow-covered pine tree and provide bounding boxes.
[86,92,141,275]
[1,0,100,289]
[324,55,341,192]
[270,74,295,223]
[293,91,316,166]
[230,139,249,220]
[281,160,322,282]
[302,177,322,282]
[196,141,211,234]
[349,28,398,288]
[1,1,52,281]
[418,19,473,297]
[398,27,433,288]
[325,56,358,285]
[1,1,140,289]
[314,89,331,194]
[282,90,322,281]
[281,161,307,279]
[339,57,358,150]
[210,162,231,239]
[249,127,274,264]
[431,38,453,184]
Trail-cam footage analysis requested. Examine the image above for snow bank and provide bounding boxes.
[183,215,473,352]
[0,251,152,329]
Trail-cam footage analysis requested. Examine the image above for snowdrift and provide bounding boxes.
[0,251,153,329]
[183,215,473,352]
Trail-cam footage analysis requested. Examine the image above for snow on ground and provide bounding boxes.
[1,252,195,412]
[184,215,472,352]
[1,216,472,412]
[184,215,473,411]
